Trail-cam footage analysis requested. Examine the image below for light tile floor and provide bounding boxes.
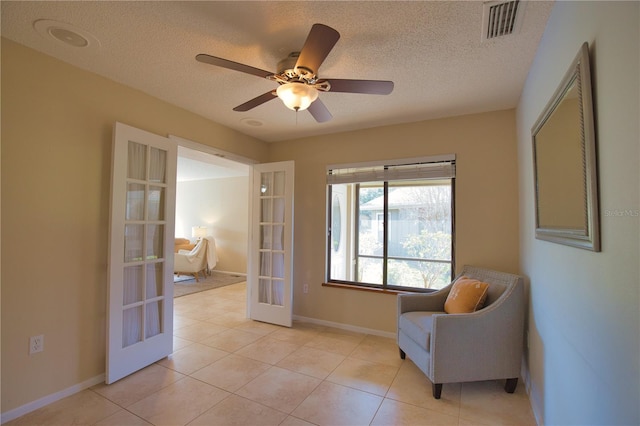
[7,282,537,425]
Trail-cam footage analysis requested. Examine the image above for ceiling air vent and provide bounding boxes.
[482,0,523,41]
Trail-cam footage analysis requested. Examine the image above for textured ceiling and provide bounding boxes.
[1,1,554,143]
[177,146,250,182]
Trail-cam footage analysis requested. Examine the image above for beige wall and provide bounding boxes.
[0,39,268,413]
[176,177,249,274]
[269,109,520,333]
[516,2,639,424]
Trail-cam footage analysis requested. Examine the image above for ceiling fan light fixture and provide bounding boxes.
[276,83,318,111]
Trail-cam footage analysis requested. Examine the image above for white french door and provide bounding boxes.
[106,122,177,384]
[248,161,294,327]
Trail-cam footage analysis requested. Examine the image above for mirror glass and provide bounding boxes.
[532,42,600,251]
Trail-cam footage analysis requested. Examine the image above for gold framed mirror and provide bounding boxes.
[531,42,600,251]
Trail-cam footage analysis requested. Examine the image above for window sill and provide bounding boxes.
[322,282,414,295]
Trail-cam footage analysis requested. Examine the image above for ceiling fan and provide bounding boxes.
[196,23,394,123]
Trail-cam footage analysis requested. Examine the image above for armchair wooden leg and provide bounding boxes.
[432,383,443,399]
[505,378,518,393]
[399,348,406,359]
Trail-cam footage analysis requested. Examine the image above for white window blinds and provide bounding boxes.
[327,154,456,185]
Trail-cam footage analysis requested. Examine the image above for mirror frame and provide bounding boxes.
[531,42,600,251]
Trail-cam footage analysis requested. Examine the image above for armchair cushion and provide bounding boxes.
[398,311,442,352]
[444,276,489,314]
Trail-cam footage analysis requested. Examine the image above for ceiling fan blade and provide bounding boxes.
[307,98,333,123]
[324,79,394,95]
[196,54,273,79]
[295,24,340,74]
[233,91,277,112]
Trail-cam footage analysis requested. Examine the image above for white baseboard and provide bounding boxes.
[293,315,396,339]
[521,360,542,426]
[1,374,105,424]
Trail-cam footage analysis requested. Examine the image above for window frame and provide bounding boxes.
[326,156,456,293]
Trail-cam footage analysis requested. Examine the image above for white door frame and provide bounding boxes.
[168,135,256,317]
[169,136,295,327]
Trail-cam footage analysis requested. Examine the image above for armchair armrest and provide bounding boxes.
[397,287,451,315]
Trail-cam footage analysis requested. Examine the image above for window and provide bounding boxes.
[327,155,455,291]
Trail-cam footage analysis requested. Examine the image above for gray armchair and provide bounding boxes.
[397,265,524,399]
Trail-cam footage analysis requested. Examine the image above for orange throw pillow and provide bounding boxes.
[444,276,490,314]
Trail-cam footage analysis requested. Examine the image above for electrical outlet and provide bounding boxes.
[29,335,44,355]
[303,283,309,294]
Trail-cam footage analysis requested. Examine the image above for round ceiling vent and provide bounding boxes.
[33,19,100,49]
[240,118,264,127]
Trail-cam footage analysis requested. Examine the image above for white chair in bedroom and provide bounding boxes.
[174,238,208,282]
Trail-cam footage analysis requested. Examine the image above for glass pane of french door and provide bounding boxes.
[249,161,294,327]
[258,170,285,306]
[121,141,167,346]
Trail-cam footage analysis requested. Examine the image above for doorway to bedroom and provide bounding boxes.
[173,145,251,299]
